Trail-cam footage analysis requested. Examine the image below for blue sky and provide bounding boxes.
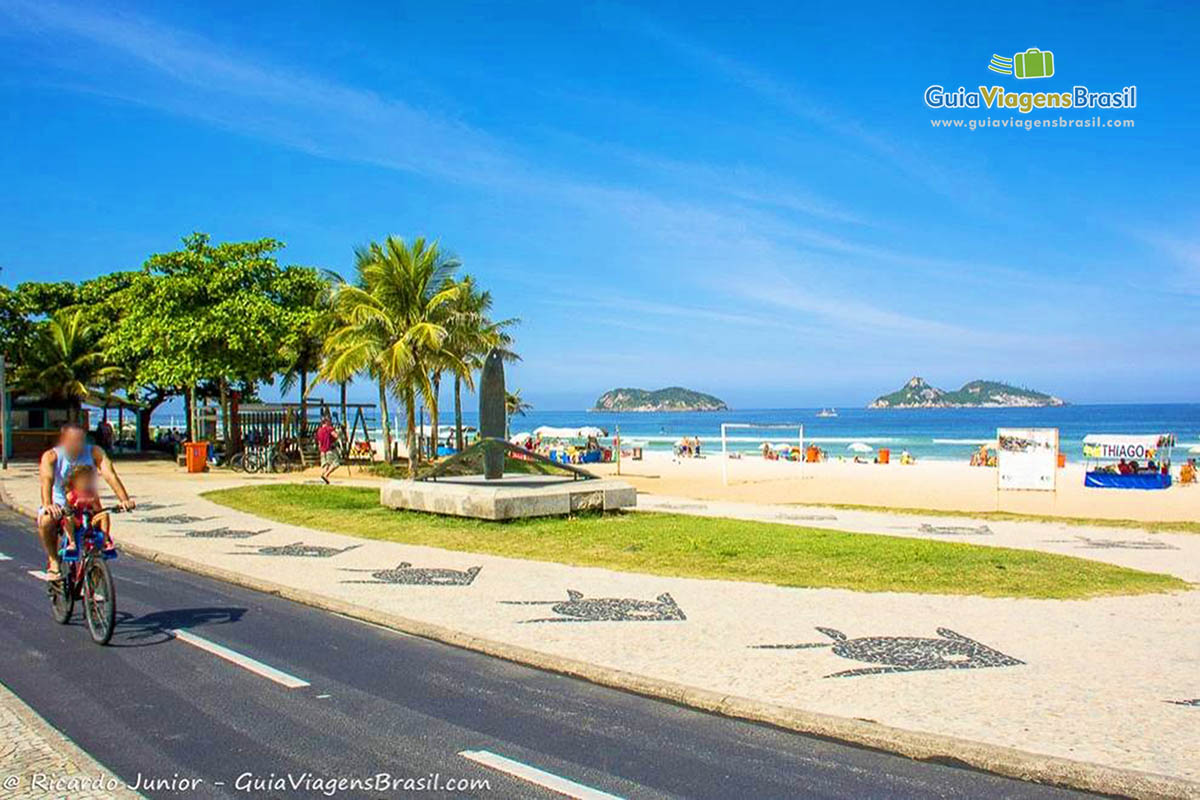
[1,0,1197,410]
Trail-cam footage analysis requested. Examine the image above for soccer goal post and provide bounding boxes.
[720,422,805,485]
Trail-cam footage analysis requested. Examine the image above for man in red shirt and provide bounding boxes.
[316,416,340,484]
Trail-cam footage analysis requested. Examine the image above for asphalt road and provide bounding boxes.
[0,508,1100,800]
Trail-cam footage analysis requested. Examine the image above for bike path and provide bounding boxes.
[0,509,1097,800]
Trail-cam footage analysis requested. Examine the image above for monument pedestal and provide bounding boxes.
[380,475,636,520]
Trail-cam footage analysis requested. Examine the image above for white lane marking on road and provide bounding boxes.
[27,570,51,581]
[169,629,310,689]
[459,750,625,800]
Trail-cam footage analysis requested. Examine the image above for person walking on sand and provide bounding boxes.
[316,415,340,484]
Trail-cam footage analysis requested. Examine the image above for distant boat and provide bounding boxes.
[816,408,838,418]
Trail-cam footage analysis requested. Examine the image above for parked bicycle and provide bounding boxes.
[49,505,125,645]
[230,440,304,474]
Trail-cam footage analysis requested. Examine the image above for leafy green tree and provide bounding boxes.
[0,283,34,363]
[278,267,337,434]
[105,233,323,444]
[13,309,126,421]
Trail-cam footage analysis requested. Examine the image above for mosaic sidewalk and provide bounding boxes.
[0,681,140,800]
[1,465,1197,790]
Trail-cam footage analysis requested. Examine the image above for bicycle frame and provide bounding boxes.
[58,507,118,590]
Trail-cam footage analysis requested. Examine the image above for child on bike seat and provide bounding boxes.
[63,464,113,553]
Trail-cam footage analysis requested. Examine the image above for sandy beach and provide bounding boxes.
[589,451,1199,522]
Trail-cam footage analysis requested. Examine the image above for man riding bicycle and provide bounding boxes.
[38,422,136,580]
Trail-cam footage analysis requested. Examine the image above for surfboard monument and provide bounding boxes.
[379,349,635,519]
[478,348,506,479]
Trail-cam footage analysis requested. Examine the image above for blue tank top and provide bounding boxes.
[52,445,94,505]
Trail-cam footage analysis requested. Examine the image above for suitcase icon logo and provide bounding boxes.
[988,48,1055,79]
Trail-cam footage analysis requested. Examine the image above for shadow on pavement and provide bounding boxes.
[110,606,247,647]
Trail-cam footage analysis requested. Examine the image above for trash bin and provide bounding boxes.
[185,441,209,473]
[878,448,890,464]
[1057,452,1066,468]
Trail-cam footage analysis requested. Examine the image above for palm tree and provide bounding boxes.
[504,389,532,438]
[319,236,463,477]
[441,275,519,452]
[14,308,127,421]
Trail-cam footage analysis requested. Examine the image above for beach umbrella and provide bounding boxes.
[1188,445,1200,454]
[847,441,873,453]
[576,426,609,438]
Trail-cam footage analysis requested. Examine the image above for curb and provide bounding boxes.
[2,483,1196,800]
[0,680,144,799]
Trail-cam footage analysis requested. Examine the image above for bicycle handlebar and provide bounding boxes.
[62,505,130,519]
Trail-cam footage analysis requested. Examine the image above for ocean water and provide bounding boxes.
[490,404,1200,461]
[150,404,1200,461]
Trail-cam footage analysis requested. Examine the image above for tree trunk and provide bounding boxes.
[299,370,308,437]
[430,372,441,459]
[339,381,348,440]
[136,392,168,451]
[376,378,392,463]
[219,378,230,451]
[185,387,195,442]
[406,390,418,478]
[454,376,464,451]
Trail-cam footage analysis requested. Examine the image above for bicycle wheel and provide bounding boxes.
[83,557,116,645]
[275,449,300,473]
[230,452,245,472]
[49,572,73,624]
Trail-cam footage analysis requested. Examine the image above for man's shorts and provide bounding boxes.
[321,450,341,468]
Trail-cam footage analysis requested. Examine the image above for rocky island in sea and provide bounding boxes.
[593,387,729,412]
[869,377,1065,409]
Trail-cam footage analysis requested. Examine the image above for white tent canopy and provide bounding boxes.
[533,425,608,439]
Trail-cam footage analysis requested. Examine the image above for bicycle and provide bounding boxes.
[49,506,126,645]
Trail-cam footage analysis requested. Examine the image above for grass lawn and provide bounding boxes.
[795,503,1200,535]
[203,485,1188,599]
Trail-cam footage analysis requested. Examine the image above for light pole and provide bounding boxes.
[0,355,9,469]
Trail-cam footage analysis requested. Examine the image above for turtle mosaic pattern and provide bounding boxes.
[774,513,837,521]
[917,523,993,536]
[173,526,271,539]
[341,562,482,586]
[502,590,686,623]
[125,502,178,512]
[234,541,361,558]
[135,514,217,526]
[1072,536,1178,551]
[752,626,1024,678]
